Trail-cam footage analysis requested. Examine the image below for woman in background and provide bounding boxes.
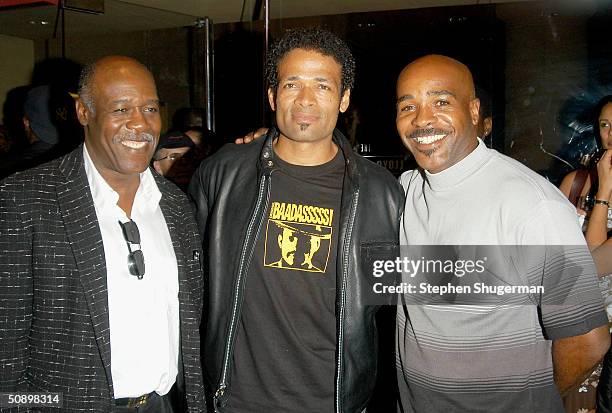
[559,95,612,412]
[559,95,612,240]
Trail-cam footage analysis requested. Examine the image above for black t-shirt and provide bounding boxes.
[227,149,345,412]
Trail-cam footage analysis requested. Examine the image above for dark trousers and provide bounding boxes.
[597,338,612,413]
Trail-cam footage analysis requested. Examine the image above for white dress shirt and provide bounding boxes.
[83,144,180,398]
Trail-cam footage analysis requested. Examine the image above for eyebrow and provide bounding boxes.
[284,75,331,83]
[110,98,160,105]
[428,89,456,98]
[397,94,414,104]
[396,89,456,104]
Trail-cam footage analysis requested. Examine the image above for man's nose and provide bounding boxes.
[412,105,434,128]
[126,107,147,130]
[295,86,315,107]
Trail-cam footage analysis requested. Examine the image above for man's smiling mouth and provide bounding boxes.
[414,134,446,145]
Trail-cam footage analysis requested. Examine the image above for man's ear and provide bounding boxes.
[267,88,276,111]
[339,89,351,113]
[75,99,90,126]
[469,97,480,127]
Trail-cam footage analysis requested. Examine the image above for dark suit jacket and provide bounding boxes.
[0,146,206,412]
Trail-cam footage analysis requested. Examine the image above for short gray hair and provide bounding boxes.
[78,62,96,114]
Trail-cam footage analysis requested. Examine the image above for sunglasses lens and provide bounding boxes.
[128,250,145,279]
[121,221,141,244]
[120,220,144,279]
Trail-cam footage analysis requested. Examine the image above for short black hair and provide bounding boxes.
[266,27,355,93]
[78,62,96,113]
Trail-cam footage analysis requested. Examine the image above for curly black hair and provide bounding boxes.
[265,27,355,93]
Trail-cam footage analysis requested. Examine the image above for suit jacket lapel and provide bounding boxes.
[156,175,188,311]
[155,175,189,394]
[56,147,114,394]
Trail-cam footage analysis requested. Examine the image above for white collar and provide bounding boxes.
[424,138,490,192]
[83,143,161,215]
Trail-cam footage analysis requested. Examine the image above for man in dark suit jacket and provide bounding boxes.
[0,56,205,412]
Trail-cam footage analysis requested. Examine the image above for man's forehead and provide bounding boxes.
[92,74,158,100]
[92,59,156,91]
[398,65,472,99]
[278,49,341,77]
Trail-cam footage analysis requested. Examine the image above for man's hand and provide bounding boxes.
[597,149,612,201]
[234,127,269,145]
[553,324,610,396]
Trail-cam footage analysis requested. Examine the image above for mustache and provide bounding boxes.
[409,128,450,139]
[113,130,155,143]
[292,109,319,116]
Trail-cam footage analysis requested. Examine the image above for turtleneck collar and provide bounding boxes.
[423,138,490,191]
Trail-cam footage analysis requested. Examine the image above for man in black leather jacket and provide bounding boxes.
[189,27,403,412]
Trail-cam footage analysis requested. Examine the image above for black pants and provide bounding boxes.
[597,338,612,413]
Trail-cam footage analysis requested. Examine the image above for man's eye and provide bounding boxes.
[143,106,158,113]
[113,108,127,113]
[399,104,416,112]
[318,84,331,91]
[283,83,297,89]
[435,100,450,107]
[601,121,610,129]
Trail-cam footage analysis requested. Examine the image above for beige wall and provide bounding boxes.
[0,34,34,123]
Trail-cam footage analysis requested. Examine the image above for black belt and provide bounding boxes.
[114,391,156,408]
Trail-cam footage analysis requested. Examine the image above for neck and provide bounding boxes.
[105,173,140,217]
[273,136,338,166]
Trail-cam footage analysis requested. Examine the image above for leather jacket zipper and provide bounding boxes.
[335,188,359,413]
[215,174,270,408]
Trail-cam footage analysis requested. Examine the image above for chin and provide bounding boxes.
[414,154,446,173]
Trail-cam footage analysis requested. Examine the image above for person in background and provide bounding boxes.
[152,129,197,189]
[582,148,612,412]
[557,95,612,413]
[1,85,63,177]
[560,95,612,233]
[475,84,493,143]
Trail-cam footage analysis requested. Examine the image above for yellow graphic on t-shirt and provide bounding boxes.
[264,202,334,273]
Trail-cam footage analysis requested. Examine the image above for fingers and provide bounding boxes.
[597,150,612,199]
[234,134,253,144]
[234,127,268,145]
[600,149,612,166]
[253,127,269,139]
[597,150,612,175]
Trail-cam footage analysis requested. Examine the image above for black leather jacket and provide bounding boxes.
[189,128,404,413]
